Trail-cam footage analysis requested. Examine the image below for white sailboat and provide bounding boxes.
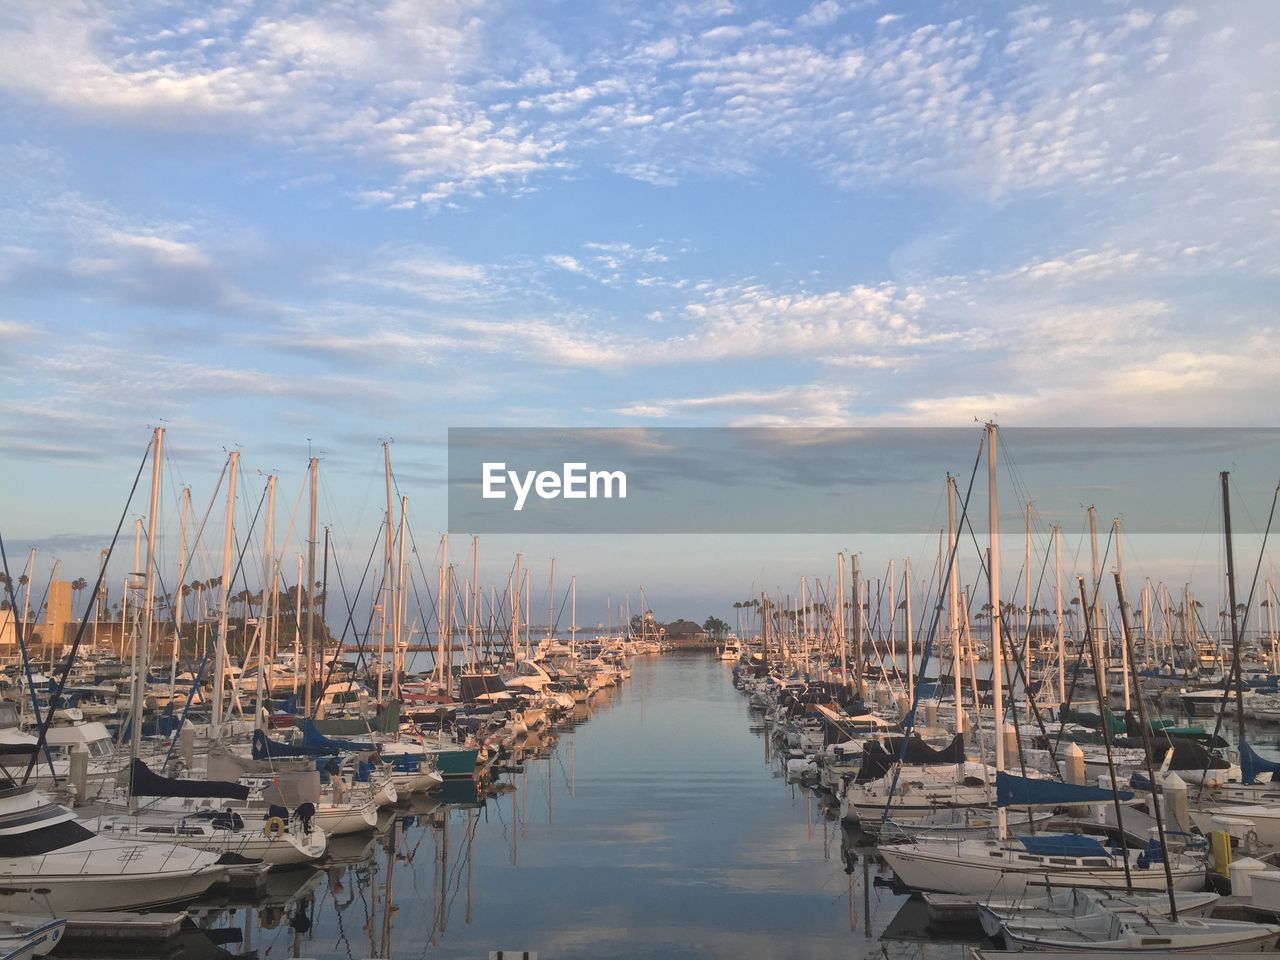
[998,911,1280,953]
[95,806,326,867]
[977,887,1220,936]
[879,831,1206,896]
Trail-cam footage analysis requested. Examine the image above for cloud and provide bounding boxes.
[615,385,858,425]
[0,1,565,208]
[545,254,586,273]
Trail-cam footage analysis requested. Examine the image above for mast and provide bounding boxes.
[294,553,303,696]
[130,426,163,808]
[1024,502,1032,689]
[1115,571,1178,917]
[469,535,479,673]
[213,449,239,728]
[1114,518,1131,712]
[304,456,318,718]
[986,421,1006,838]
[437,534,449,692]
[849,554,859,692]
[260,474,275,720]
[380,443,393,703]
[1222,471,1246,747]
[512,553,521,663]
[1081,577,1133,891]
[947,475,963,735]
[904,558,914,702]
[836,553,846,687]
[1088,505,1100,660]
[394,496,407,698]
[547,558,556,649]
[1054,525,1065,704]
[570,575,577,656]
[887,560,896,687]
[171,485,190,704]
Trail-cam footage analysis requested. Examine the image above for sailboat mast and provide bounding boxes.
[470,535,479,673]
[947,475,963,735]
[904,559,914,701]
[380,443,393,703]
[213,449,239,727]
[512,552,521,663]
[130,426,164,799]
[548,558,556,650]
[1114,518,1131,712]
[836,553,846,688]
[171,485,190,704]
[1054,525,1065,704]
[1024,502,1032,688]
[1222,471,1246,746]
[304,456,318,718]
[437,533,449,693]
[394,496,407,697]
[260,473,276,718]
[986,421,1006,838]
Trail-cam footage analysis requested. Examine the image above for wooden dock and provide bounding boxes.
[60,911,187,942]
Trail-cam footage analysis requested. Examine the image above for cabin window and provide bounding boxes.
[0,820,95,856]
[1050,858,1074,865]
[1082,859,1110,867]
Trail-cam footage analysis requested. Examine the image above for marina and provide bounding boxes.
[3,0,1277,955]
[3,424,1280,960]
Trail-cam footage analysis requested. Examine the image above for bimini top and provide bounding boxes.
[1017,834,1110,858]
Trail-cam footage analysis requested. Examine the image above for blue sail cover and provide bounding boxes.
[252,728,336,759]
[997,771,1133,808]
[1017,834,1111,857]
[300,720,376,754]
[1241,741,1280,785]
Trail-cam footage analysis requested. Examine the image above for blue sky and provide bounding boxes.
[1,0,1278,623]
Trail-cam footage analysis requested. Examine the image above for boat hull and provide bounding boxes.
[879,841,1205,896]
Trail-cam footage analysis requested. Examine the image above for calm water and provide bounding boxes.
[169,653,962,960]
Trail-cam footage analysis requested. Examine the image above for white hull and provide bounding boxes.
[0,857,226,913]
[315,799,379,835]
[879,839,1205,896]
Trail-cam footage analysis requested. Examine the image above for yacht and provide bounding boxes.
[0,779,227,912]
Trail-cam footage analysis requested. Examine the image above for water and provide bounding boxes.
[157,653,955,960]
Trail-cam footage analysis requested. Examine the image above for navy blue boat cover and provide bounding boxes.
[997,771,1133,808]
[1241,741,1280,785]
[1016,833,1110,857]
[252,728,336,759]
[130,758,250,801]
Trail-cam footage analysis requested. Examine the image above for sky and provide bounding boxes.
[1,0,1278,625]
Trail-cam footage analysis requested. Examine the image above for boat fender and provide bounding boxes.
[264,816,287,839]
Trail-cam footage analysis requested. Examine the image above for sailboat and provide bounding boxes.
[977,886,1220,936]
[997,910,1280,953]
[96,760,327,867]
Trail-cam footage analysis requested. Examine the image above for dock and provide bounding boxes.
[60,911,187,942]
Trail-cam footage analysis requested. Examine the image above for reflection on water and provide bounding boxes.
[136,654,976,960]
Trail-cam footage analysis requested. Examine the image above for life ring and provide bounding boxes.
[264,816,287,839]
